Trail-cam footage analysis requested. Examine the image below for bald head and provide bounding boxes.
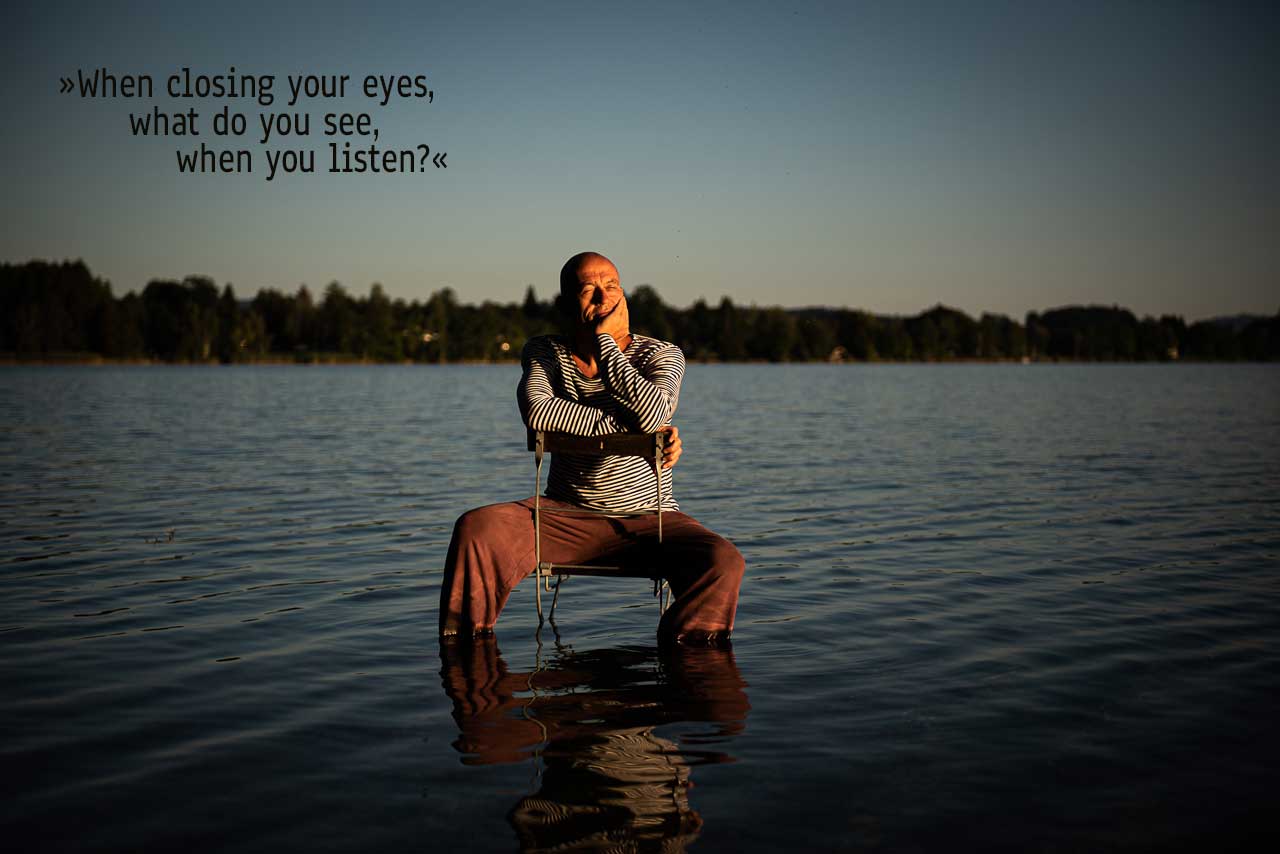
[558,251,627,332]
[559,252,618,300]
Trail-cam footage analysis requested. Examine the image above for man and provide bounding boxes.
[438,251,744,644]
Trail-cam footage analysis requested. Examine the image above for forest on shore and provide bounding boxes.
[2,259,1277,363]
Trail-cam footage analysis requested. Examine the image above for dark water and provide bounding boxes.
[2,364,1277,852]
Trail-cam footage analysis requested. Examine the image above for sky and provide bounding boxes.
[2,0,1276,321]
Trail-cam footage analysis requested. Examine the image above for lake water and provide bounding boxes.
[2,364,1277,851]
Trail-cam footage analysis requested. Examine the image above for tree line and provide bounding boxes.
[2,259,1277,363]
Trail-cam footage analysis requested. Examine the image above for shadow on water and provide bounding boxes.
[438,635,750,852]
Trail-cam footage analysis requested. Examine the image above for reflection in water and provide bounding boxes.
[439,635,750,852]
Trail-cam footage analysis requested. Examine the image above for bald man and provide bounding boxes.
[438,252,745,644]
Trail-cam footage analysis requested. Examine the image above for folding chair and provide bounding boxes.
[529,429,671,623]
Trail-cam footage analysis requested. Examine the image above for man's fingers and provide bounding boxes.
[659,425,681,468]
[661,437,682,469]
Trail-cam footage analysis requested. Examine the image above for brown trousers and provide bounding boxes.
[438,496,745,641]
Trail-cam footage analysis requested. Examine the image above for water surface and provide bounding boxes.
[2,364,1277,851]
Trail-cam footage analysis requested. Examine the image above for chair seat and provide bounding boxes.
[537,564,661,579]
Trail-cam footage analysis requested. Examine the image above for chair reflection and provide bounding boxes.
[438,637,750,852]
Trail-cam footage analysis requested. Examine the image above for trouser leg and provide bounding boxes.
[650,513,746,641]
[438,499,538,636]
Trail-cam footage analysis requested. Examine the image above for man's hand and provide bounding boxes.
[594,291,630,343]
[659,424,682,470]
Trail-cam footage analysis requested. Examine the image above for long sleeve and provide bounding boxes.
[596,333,684,433]
[518,338,624,436]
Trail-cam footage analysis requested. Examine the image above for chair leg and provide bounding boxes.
[549,576,563,622]
[534,451,543,623]
[653,578,671,615]
[535,563,545,624]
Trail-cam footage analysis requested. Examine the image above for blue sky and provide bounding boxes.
[2,0,1276,320]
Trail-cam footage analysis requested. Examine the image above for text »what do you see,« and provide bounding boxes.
[131,105,383,143]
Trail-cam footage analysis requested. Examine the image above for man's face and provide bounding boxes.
[571,257,623,327]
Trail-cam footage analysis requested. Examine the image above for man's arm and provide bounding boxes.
[518,337,625,436]
[595,334,685,433]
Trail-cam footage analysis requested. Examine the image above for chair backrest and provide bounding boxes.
[528,429,666,464]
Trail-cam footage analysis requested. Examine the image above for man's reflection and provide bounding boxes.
[438,636,750,852]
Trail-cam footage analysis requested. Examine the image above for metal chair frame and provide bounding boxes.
[530,429,671,623]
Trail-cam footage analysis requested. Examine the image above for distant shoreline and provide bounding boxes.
[6,261,1278,364]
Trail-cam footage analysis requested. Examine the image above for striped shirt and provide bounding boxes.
[518,332,685,512]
